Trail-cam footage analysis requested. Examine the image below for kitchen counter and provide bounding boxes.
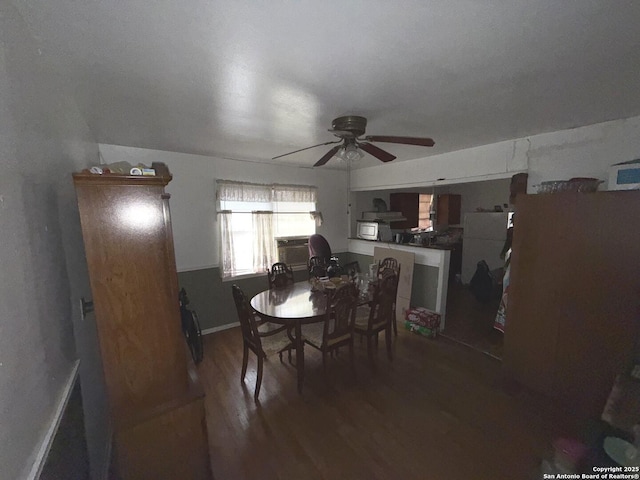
[349,238,457,250]
[348,238,450,328]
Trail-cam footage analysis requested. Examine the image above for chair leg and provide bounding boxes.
[255,354,264,401]
[241,343,249,383]
[393,313,398,336]
[367,335,374,364]
[386,326,393,361]
[322,349,327,372]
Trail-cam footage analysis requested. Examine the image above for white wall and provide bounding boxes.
[99,145,349,272]
[351,115,640,193]
[526,115,640,189]
[447,178,512,224]
[0,3,107,479]
[351,138,526,191]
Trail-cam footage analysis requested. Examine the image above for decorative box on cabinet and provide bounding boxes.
[436,194,461,225]
[72,172,212,480]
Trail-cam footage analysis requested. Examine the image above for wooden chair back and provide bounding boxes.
[231,284,262,355]
[378,257,399,277]
[342,261,361,281]
[367,273,398,331]
[308,255,328,278]
[324,283,358,344]
[267,262,294,289]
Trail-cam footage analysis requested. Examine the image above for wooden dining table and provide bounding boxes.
[250,281,328,394]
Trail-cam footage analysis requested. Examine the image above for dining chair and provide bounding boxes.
[377,258,401,335]
[342,260,361,281]
[267,262,295,289]
[308,255,328,278]
[232,284,294,401]
[302,283,358,371]
[308,233,332,263]
[354,272,397,364]
[378,257,399,277]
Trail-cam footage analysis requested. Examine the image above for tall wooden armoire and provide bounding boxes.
[72,172,212,479]
[503,190,640,420]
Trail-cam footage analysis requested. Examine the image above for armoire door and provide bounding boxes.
[74,174,188,424]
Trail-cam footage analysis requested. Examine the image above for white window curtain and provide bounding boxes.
[216,180,317,279]
[252,211,276,273]
[273,184,317,203]
[218,211,236,278]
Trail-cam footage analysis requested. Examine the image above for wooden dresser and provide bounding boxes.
[72,172,212,479]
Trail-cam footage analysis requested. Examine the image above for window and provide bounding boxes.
[217,181,317,278]
[417,194,433,230]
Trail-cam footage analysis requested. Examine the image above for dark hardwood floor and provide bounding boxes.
[442,283,505,359]
[199,326,582,480]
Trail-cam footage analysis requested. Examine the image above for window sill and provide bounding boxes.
[221,264,307,282]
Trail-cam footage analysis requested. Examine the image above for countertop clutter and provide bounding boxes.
[376,227,463,250]
[349,238,459,250]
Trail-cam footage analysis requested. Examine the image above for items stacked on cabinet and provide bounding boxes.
[72,172,212,480]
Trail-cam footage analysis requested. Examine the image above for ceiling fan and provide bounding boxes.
[272,115,435,167]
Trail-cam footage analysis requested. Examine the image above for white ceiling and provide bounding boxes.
[13,0,640,169]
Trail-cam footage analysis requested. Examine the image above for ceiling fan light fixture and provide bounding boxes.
[274,115,434,167]
[339,143,363,161]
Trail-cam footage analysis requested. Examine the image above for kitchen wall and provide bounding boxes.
[351,115,640,193]
[0,3,108,479]
[445,178,512,226]
[99,144,349,331]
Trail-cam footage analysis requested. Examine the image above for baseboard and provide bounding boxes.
[26,360,80,480]
[201,322,239,336]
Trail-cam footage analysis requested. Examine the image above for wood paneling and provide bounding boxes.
[503,191,640,419]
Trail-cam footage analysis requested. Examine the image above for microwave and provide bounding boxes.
[356,221,392,242]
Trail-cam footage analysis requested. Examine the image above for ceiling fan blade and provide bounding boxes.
[365,135,435,147]
[314,145,341,167]
[272,140,342,160]
[358,142,396,163]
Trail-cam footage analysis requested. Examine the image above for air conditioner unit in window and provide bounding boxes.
[276,237,309,266]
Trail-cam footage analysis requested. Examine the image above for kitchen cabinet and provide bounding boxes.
[390,192,461,228]
[389,192,419,229]
[436,194,461,225]
[73,172,212,479]
[503,191,640,420]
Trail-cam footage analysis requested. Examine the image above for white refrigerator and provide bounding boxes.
[461,212,510,284]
